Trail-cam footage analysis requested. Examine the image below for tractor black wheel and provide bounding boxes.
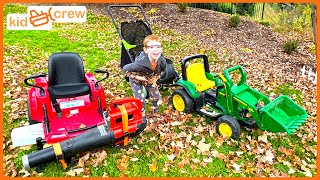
[216,115,241,140]
[171,89,195,113]
[27,99,39,125]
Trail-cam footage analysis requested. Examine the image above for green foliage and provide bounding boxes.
[229,15,240,27]
[188,3,254,15]
[212,3,233,13]
[264,4,313,36]
[272,83,303,104]
[3,4,27,16]
[259,21,270,27]
[234,3,255,16]
[282,39,299,54]
[177,3,188,12]
[308,43,316,54]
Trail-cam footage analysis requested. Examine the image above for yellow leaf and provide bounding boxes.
[149,163,158,172]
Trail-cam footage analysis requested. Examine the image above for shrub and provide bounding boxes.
[229,15,240,27]
[177,3,188,12]
[259,21,270,27]
[283,39,299,54]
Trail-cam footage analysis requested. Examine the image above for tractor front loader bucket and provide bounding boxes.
[259,95,308,135]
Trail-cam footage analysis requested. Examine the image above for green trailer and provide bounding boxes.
[171,54,308,139]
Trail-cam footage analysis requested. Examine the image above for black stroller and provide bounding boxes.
[107,5,179,87]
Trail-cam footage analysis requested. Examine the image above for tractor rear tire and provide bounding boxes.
[27,99,39,125]
[172,89,195,113]
[216,115,241,140]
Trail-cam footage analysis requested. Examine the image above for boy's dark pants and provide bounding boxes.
[129,77,161,113]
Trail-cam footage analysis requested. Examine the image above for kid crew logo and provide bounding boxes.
[7,6,87,30]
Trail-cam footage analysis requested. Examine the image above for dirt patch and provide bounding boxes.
[88,3,315,71]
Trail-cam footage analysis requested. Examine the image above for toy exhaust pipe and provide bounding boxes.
[23,115,147,169]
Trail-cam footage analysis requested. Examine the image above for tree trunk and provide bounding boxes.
[311,4,316,45]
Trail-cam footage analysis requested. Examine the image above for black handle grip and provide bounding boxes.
[94,69,109,88]
[24,73,47,83]
[24,73,47,95]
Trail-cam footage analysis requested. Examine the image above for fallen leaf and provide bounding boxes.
[66,170,76,177]
[203,157,212,163]
[167,154,176,161]
[127,148,135,155]
[92,150,107,167]
[197,138,211,153]
[186,134,192,143]
[258,133,268,144]
[130,158,139,162]
[262,150,274,164]
[192,158,201,164]
[102,172,109,177]
[216,153,227,160]
[149,162,158,172]
[303,170,312,177]
[117,155,130,172]
[84,168,90,176]
[231,163,241,173]
[18,168,30,177]
[171,121,182,126]
[288,168,296,174]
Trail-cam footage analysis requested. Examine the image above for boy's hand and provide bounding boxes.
[135,75,147,82]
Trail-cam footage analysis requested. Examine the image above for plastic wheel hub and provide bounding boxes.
[173,94,185,112]
[219,123,232,137]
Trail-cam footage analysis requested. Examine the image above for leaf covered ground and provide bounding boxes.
[2,3,317,177]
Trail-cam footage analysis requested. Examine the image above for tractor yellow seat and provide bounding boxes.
[186,63,215,92]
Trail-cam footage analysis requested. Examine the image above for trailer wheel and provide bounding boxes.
[27,99,39,125]
[172,89,194,113]
[216,115,241,140]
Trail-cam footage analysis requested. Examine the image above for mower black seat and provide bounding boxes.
[48,52,90,117]
[48,83,90,98]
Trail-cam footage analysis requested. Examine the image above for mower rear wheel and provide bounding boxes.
[27,99,39,125]
[172,89,194,113]
[216,115,241,140]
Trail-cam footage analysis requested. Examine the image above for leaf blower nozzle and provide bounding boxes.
[22,124,115,169]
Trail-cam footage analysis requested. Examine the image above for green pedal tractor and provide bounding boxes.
[172,54,308,139]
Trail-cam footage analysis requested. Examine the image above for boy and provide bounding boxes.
[123,35,166,113]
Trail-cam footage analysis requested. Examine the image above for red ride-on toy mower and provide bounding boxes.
[11,52,145,151]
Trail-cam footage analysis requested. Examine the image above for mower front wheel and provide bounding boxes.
[216,115,241,140]
[172,89,194,113]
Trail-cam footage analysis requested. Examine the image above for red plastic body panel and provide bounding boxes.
[28,73,143,144]
[107,98,143,144]
[28,73,107,143]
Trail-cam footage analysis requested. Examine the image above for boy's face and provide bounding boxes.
[144,40,162,61]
